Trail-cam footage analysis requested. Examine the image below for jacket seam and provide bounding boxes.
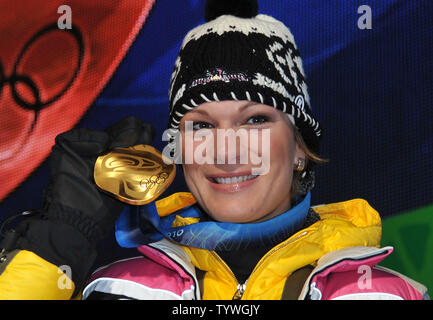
[0,249,20,276]
[145,244,200,300]
[83,276,191,300]
[331,292,404,300]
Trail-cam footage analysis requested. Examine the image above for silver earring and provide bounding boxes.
[295,158,306,172]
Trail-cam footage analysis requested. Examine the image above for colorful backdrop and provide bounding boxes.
[0,0,432,294]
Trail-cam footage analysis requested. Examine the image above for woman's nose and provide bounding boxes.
[214,128,249,165]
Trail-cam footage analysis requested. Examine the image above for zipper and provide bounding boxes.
[233,282,247,300]
[210,251,245,299]
[211,230,309,300]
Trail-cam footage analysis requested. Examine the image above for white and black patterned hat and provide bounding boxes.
[168,0,322,155]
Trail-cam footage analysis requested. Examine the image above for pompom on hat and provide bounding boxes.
[167,0,322,193]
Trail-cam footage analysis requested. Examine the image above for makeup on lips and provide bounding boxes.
[206,171,259,193]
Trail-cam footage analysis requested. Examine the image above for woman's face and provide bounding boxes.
[180,100,305,223]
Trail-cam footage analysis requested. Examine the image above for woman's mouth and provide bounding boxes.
[211,174,258,184]
[206,173,260,192]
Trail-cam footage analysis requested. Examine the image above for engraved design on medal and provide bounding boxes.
[94,145,176,205]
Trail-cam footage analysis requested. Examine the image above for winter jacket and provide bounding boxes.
[0,192,429,300]
[81,193,429,300]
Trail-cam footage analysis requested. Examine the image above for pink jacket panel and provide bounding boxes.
[83,244,197,300]
[308,247,427,300]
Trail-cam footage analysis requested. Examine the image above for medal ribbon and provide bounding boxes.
[116,193,311,251]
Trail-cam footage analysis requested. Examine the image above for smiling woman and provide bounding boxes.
[0,0,429,301]
[180,100,307,223]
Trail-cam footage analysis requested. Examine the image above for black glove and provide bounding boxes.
[13,116,155,294]
[44,116,155,241]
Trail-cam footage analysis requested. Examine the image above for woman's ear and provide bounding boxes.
[294,142,306,168]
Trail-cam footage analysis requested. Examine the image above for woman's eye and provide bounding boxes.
[246,115,269,125]
[192,121,213,130]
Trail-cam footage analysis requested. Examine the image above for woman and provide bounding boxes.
[0,0,429,300]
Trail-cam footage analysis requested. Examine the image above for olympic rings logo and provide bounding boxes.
[140,172,169,190]
[0,22,84,127]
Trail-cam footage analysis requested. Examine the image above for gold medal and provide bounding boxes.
[94,145,176,205]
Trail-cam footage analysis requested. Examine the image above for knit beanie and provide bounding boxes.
[167,0,322,194]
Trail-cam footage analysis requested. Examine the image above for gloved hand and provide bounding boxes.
[12,116,155,294]
[44,116,155,242]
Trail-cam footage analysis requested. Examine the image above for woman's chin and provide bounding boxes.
[204,201,261,223]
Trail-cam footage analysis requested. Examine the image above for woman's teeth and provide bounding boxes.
[213,175,258,184]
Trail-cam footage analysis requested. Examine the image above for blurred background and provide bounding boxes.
[0,0,432,293]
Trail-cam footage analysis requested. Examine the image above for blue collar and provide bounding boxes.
[115,192,311,251]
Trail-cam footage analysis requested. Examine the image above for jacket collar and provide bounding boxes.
[180,198,382,299]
